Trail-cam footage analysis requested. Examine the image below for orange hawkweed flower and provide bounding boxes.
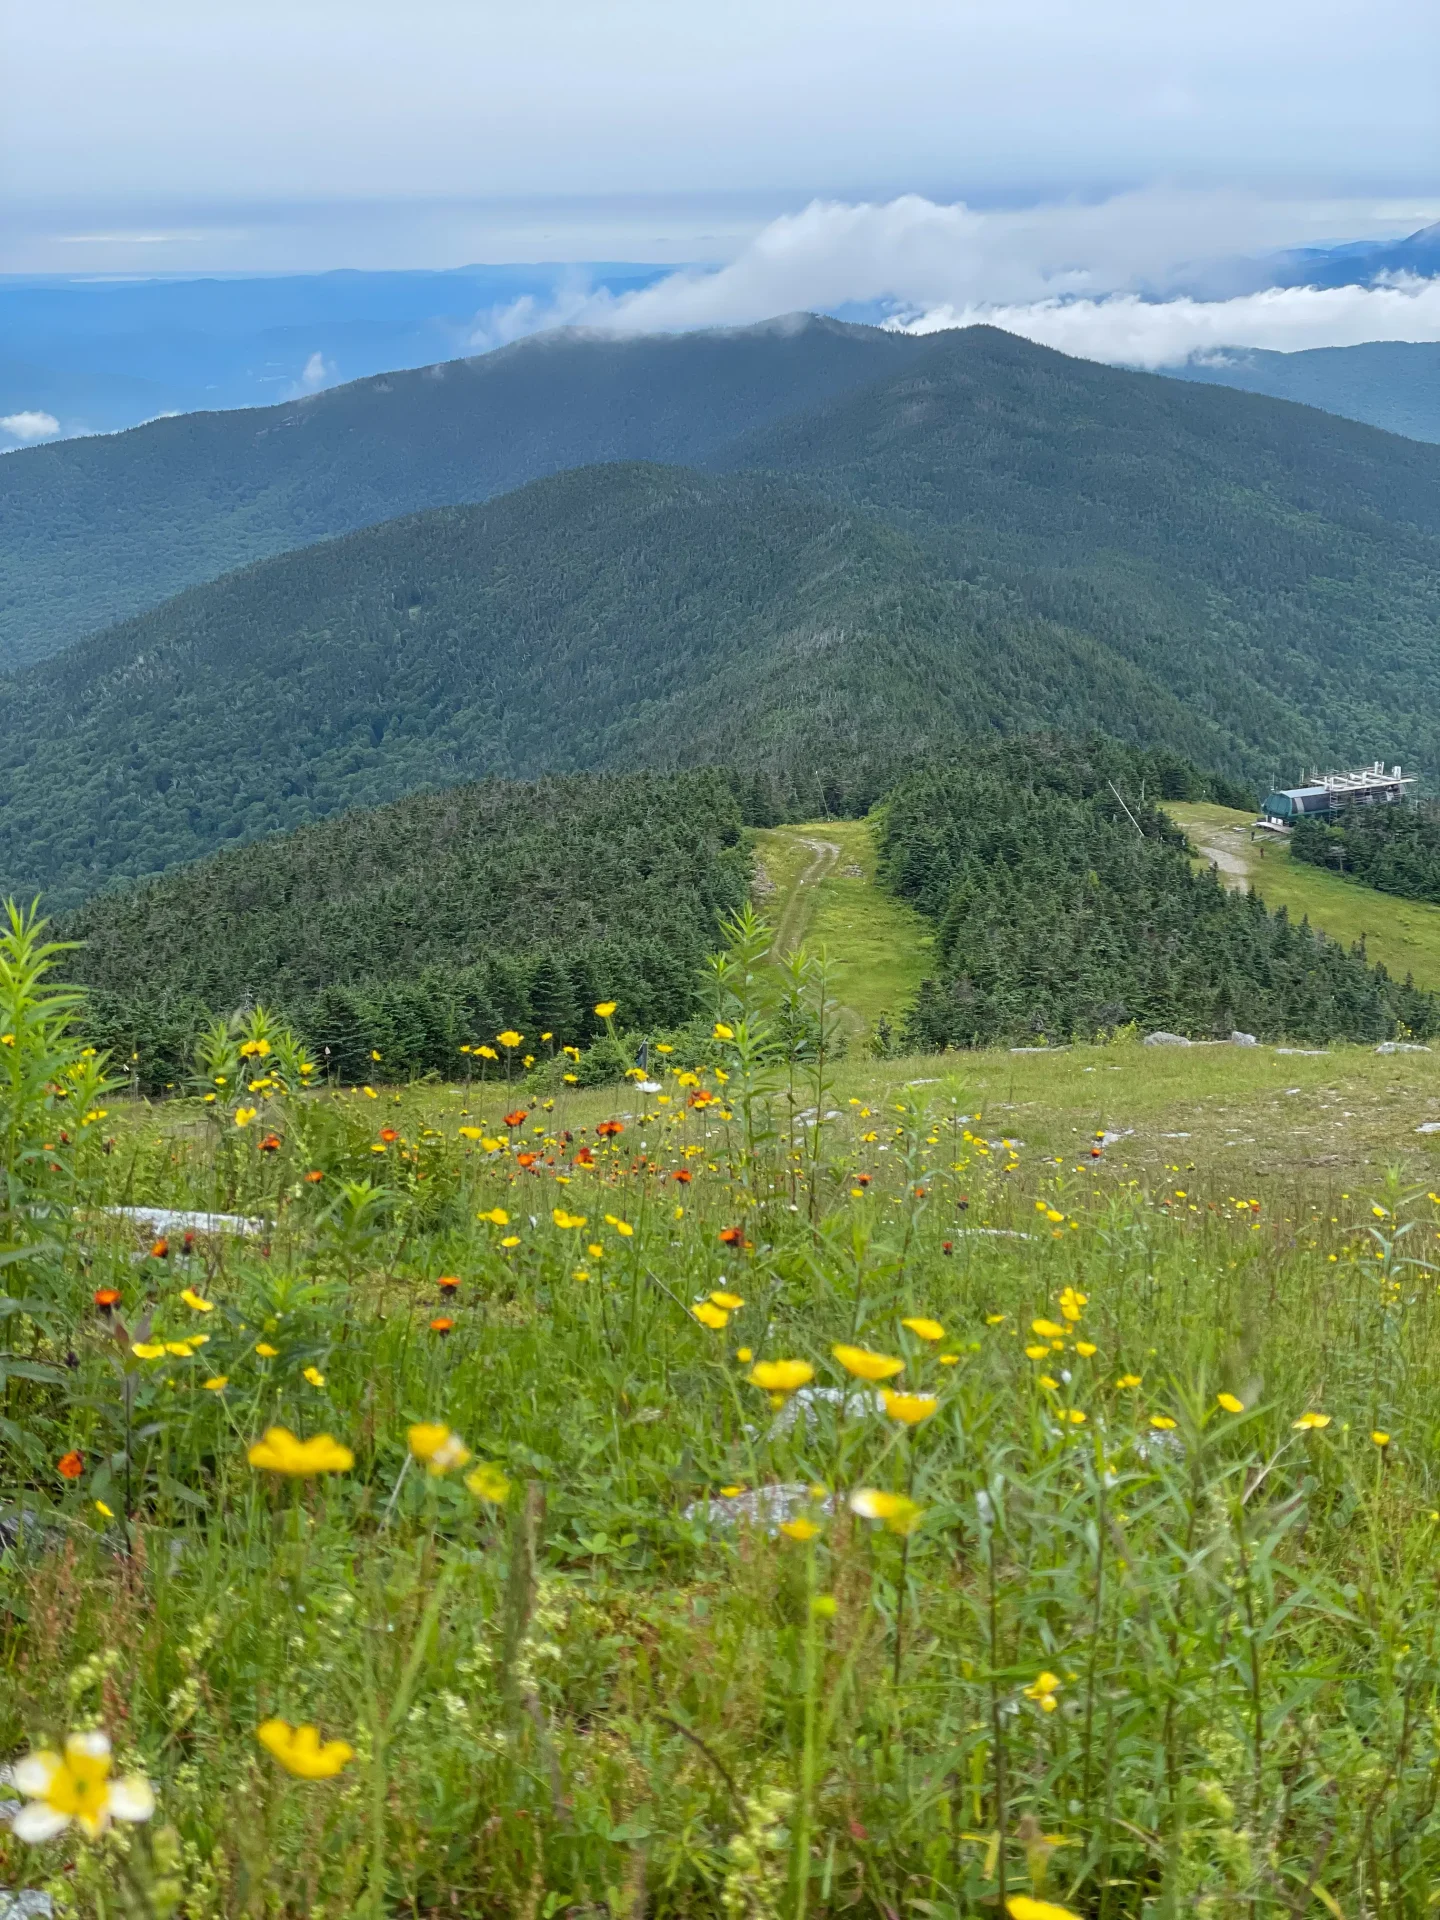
[57,1450,84,1480]
[378,1128,399,1144]
[718,1226,743,1246]
[516,1152,539,1169]
[503,1110,528,1129]
[430,1316,455,1336]
[93,1288,121,1314]
[437,1276,460,1297]
[304,1168,324,1183]
[150,1239,169,1259]
[257,1133,281,1153]
[672,1168,693,1184]
[596,1120,624,1139]
[573,1146,596,1166]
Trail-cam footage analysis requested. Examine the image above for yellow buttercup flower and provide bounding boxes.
[478,1206,510,1225]
[1149,1415,1178,1432]
[594,1001,618,1018]
[500,1235,520,1248]
[552,1208,587,1230]
[247,1427,353,1476]
[1217,1392,1245,1414]
[748,1359,814,1395]
[712,1022,734,1040]
[882,1389,937,1426]
[254,1341,279,1358]
[496,1030,523,1048]
[1116,1373,1142,1389]
[130,1342,165,1360]
[901,1317,944,1341]
[234,1106,257,1127]
[779,1516,821,1542]
[832,1343,904,1382]
[1031,1318,1066,1339]
[180,1288,214,1312]
[466,1462,511,1503]
[303,1366,325,1388]
[1074,1341,1097,1358]
[1373,1430,1391,1447]
[94,1500,114,1519]
[8,1730,154,1841]
[1025,1344,1050,1360]
[1293,1411,1331,1431]
[1024,1671,1061,1712]
[604,1214,635,1236]
[849,1489,923,1535]
[257,1720,354,1780]
[203,1376,229,1392]
[1007,1897,1080,1920]
[691,1301,728,1329]
[710,1290,745,1310]
[408,1423,471,1474]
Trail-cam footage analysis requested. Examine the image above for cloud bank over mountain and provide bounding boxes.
[466,191,1440,367]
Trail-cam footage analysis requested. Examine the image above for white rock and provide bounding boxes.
[103,1206,265,1238]
[1376,1042,1432,1055]
[1416,1122,1440,1134]
[1144,1031,1191,1047]
[1230,1031,1258,1046]
[683,1482,835,1534]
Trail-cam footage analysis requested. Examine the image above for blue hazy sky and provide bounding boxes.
[4,0,1437,277]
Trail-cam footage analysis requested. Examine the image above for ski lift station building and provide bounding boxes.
[1260,762,1415,826]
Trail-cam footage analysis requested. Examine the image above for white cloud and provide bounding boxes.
[892,278,1440,367]
[0,411,60,441]
[460,191,1440,367]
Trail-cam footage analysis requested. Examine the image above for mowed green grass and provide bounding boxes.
[751,817,933,1043]
[1167,799,1440,991]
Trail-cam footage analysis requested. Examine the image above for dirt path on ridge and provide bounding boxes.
[772,835,842,955]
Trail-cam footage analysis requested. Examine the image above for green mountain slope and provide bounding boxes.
[715,325,1440,782]
[1167,341,1440,446]
[0,316,915,667]
[63,767,752,1084]
[0,462,1257,906]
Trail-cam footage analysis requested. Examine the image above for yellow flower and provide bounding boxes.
[779,1516,821,1541]
[594,1002,618,1018]
[849,1488,923,1535]
[130,1342,166,1360]
[362,1086,378,1098]
[736,1346,753,1363]
[691,1301,729,1329]
[881,1389,938,1426]
[203,1376,229,1391]
[939,1353,960,1365]
[257,1720,354,1781]
[986,1313,1007,1325]
[164,1341,195,1358]
[458,1126,484,1140]
[1373,1430,1391,1447]
[303,1366,326,1388]
[180,1288,214,1312]
[711,1290,745,1310]
[500,1235,520,1248]
[465,1462,512,1503]
[247,1427,353,1475]
[1149,1415,1178,1431]
[1116,1374,1142,1389]
[482,1137,503,1152]
[8,1730,154,1841]
[712,1022,734,1040]
[902,1316,944,1341]
[496,1030,523,1048]
[408,1422,471,1474]
[1293,1411,1331,1431]
[1038,1374,1060,1390]
[1007,1898,1080,1920]
[1031,1318,1066,1338]
[1059,1409,1087,1425]
[604,1214,635,1236]
[748,1359,814,1395]
[94,1500,114,1519]
[1024,1344,1050,1360]
[1024,1671,1061,1712]
[478,1206,510,1225]
[234,1106,257,1127]
[1217,1392,1245,1414]
[254,1341,279,1358]
[832,1343,904,1382]
[1075,1341,1097,1358]
[552,1208,587,1230]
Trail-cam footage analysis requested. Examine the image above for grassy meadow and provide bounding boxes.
[5,899,1440,1918]
[1166,802,1440,994]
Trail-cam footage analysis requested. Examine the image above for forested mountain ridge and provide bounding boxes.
[0,460,1271,907]
[61,767,754,1084]
[0,315,916,665]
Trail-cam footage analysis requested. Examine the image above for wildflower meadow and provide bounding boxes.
[2,899,1440,1917]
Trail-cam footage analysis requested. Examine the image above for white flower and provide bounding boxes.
[6,1730,154,1842]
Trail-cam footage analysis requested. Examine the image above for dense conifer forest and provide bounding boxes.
[63,769,755,1085]
[881,738,1436,1048]
[1291,801,1440,904]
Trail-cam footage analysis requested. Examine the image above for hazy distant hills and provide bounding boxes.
[7,323,1440,905]
[0,316,914,665]
[1168,341,1440,446]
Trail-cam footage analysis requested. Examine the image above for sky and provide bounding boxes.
[2,0,1439,362]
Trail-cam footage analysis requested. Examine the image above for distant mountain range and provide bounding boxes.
[1167,341,1440,445]
[5,321,1440,906]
